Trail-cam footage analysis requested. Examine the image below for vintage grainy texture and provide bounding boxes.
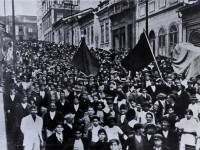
[1,0,200,150]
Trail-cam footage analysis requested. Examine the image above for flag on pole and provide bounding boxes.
[172,42,200,79]
[71,37,100,76]
[121,32,154,71]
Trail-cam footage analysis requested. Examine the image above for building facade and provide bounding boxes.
[96,0,112,50]
[179,1,200,46]
[37,0,200,53]
[0,15,38,41]
[52,8,94,46]
[136,0,187,57]
[40,0,80,42]
[108,0,136,51]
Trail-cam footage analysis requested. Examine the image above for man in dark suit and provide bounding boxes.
[116,104,128,132]
[63,114,75,142]
[68,95,84,122]
[15,94,31,127]
[63,126,90,150]
[56,91,69,116]
[12,76,23,94]
[151,134,171,150]
[28,91,42,108]
[43,102,64,138]
[38,83,49,116]
[137,88,152,105]
[15,94,31,146]
[173,83,191,119]
[126,123,148,150]
[156,117,179,150]
[45,122,67,150]
[4,88,20,133]
[146,79,159,104]
[144,124,157,149]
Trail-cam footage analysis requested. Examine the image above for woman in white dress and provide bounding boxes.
[175,109,198,150]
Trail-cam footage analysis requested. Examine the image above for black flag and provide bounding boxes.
[71,38,100,76]
[121,32,154,71]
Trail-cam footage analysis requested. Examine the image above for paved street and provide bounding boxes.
[0,87,7,150]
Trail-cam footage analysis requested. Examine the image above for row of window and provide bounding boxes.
[101,22,109,44]
[139,0,179,17]
[81,25,94,45]
[43,15,52,31]
[148,24,178,51]
[42,0,62,13]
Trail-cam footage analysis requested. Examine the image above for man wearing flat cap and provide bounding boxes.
[154,93,167,120]
[146,79,160,104]
[63,114,75,142]
[186,80,196,96]
[144,123,157,149]
[151,134,171,150]
[156,117,179,150]
[173,83,191,119]
[126,123,148,150]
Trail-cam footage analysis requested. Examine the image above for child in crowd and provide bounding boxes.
[87,116,103,144]
[109,139,121,150]
[92,128,109,150]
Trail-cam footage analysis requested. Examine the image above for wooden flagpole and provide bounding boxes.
[143,30,167,84]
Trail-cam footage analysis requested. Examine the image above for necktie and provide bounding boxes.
[32,116,36,121]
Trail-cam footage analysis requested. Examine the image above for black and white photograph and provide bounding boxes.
[0,0,200,150]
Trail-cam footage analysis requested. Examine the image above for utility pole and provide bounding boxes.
[146,0,149,37]
[63,0,78,47]
[12,0,16,69]
[4,0,6,31]
[71,3,74,47]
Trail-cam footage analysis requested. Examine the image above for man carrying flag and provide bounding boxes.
[71,37,100,76]
[121,31,154,72]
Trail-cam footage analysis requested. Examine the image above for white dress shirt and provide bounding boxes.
[50,111,56,120]
[162,130,169,138]
[10,95,15,101]
[74,104,79,112]
[56,133,63,143]
[21,103,28,109]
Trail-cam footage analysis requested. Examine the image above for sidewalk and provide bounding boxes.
[0,87,7,150]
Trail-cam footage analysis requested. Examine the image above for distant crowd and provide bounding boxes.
[2,39,200,150]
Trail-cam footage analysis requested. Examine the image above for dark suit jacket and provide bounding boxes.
[15,103,31,127]
[45,133,67,150]
[116,114,129,132]
[39,90,49,108]
[12,83,23,94]
[126,135,148,150]
[56,100,70,116]
[63,137,90,150]
[156,129,179,150]
[174,90,191,119]
[63,124,74,142]
[91,141,110,150]
[43,111,64,131]
[146,85,159,103]
[68,103,84,120]
[4,94,20,117]
[28,95,42,107]
[144,134,154,150]
[137,94,152,105]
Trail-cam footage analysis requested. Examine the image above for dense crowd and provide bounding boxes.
[2,39,200,150]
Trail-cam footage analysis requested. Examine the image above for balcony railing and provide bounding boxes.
[108,0,134,17]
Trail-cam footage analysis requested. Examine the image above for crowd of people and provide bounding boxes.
[2,39,200,150]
